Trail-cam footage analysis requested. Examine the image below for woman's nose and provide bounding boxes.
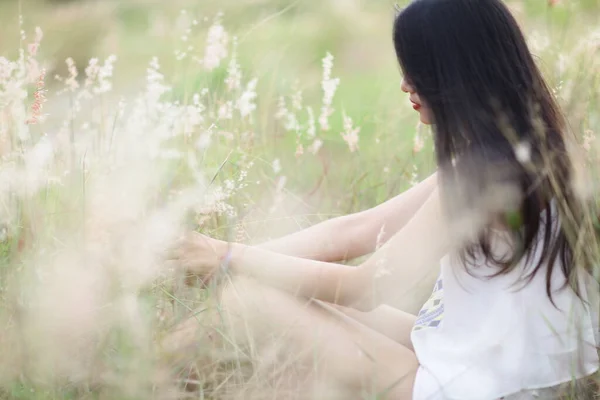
[401,77,413,93]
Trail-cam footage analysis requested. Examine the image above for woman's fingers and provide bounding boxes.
[165,232,203,260]
[162,231,223,287]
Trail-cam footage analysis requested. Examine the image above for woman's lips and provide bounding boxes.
[411,102,421,111]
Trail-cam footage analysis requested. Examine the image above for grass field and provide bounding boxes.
[0,0,598,398]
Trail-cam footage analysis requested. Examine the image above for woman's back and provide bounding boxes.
[411,203,599,399]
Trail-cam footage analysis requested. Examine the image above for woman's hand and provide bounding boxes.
[170,232,228,283]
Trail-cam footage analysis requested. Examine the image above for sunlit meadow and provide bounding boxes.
[0,0,598,398]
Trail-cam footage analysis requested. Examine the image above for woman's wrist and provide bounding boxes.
[217,240,240,276]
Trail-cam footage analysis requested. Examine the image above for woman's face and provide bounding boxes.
[401,77,433,125]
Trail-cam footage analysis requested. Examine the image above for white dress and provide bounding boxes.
[411,211,599,400]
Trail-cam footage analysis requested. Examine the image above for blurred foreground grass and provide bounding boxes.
[0,0,598,398]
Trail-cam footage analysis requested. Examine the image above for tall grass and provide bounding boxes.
[0,0,598,398]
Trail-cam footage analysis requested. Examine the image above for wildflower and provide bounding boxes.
[203,16,229,71]
[26,69,46,125]
[269,175,288,214]
[180,93,205,136]
[0,57,17,87]
[241,130,255,144]
[26,27,43,81]
[583,130,596,152]
[276,176,287,192]
[410,164,419,186]
[195,132,212,150]
[513,141,531,163]
[341,112,360,152]
[235,222,246,243]
[413,122,425,153]
[97,55,117,94]
[0,225,7,242]
[146,57,171,106]
[306,106,316,138]
[286,114,300,132]
[27,27,43,57]
[236,78,258,119]
[275,96,299,132]
[319,53,340,131]
[225,38,241,91]
[585,29,600,51]
[272,158,282,174]
[275,96,288,120]
[83,55,117,95]
[528,30,550,54]
[291,81,303,111]
[176,9,191,33]
[556,54,567,77]
[64,58,79,92]
[224,179,235,191]
[218,101,234,120]
[309,138,323,155]
[295,143,304,157]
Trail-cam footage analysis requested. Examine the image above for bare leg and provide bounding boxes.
[319,302,417,350]
[164,277,419,399]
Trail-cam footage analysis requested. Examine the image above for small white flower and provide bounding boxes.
[306,106,316,138]
[341,112,360,152]
[218,101,233,120]
[224,179,235,191]
[276,176,287,192]
[225,38,241,91]
[195,133,212,149]
[291,81,303,111]
[203,18,229,71]
[272,159,281,174]
[318,53,340,131]
[309,138,323,155]
[275,96,288,120]
[410,164,419,187]
[514,141,531,163]
[236,78,258,119]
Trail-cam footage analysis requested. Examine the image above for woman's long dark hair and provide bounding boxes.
[393,0,591,300]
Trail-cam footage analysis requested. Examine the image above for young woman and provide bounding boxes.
[169,0,599,398]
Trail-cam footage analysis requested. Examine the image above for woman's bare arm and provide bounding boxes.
[225,188,458,311]
[256,172,437,262]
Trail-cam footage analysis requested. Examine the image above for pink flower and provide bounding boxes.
[27,27,43,57]
[26,69,46,125]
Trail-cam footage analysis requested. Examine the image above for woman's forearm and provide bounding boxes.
[227,242,362,305]
[218,189,447,312]
[256,214,361,262]
[257,172,438,262]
